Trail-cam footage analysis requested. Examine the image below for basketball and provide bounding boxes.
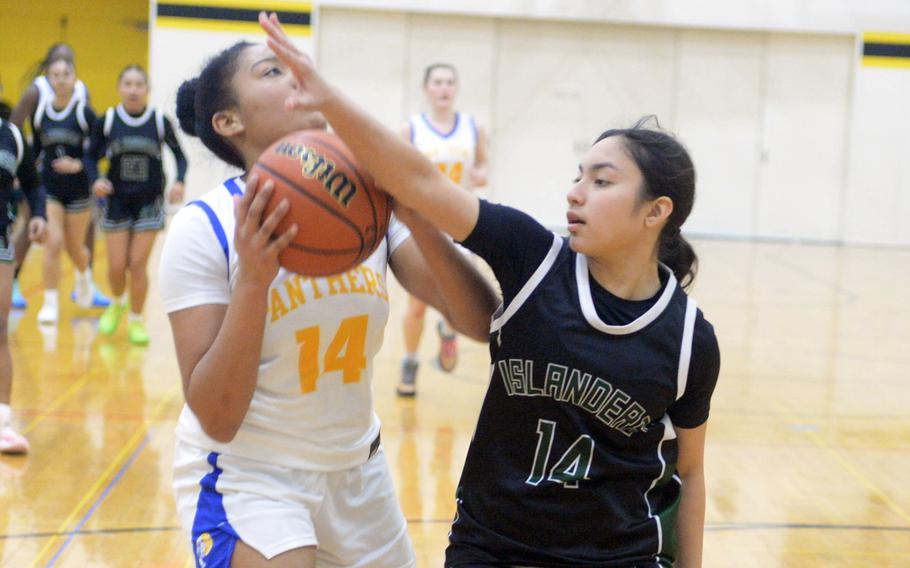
[250,130,391,277]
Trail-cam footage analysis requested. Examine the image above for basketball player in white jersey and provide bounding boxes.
[397,63,488,397]
[163,42,498,567]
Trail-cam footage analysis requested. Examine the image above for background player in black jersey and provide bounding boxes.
[89,65,187,346]
[32,58,105,324]
[0,118,47,454]
[8,42,108,312]
[262,13,720,567]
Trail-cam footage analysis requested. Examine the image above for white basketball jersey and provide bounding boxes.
[409,112,477,189]
[33,75,88,107]
[159,177,410,471]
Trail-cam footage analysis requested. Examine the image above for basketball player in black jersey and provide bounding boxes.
[8,43,107,311]
[88,65,187,345]
[0,118,46,454]
[263,13,720,567]
[31,58,105,324]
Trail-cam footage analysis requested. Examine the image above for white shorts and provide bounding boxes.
[173,440,416,568]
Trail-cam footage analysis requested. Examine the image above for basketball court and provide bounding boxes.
[0,236,908,566]
[1,1,910,566]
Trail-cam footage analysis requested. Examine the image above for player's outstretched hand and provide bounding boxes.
[259,11,335,112]
[233,173,298,288]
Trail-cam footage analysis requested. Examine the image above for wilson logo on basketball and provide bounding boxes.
[275,142,358,207]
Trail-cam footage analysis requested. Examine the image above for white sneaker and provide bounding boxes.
[75,278,93,309]
[0,427,29,455]
[37,302,59,324]
[39,324,58,352]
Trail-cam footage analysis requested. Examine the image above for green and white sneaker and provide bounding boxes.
[128,319,149,345]
[99,302,126,336]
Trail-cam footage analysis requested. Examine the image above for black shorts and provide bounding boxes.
[9,188,25,218]
[46,184,92,213]
[102,193,165,232]
[0,224,12,264]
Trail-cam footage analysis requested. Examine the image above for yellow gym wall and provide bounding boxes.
[0,0,148,122]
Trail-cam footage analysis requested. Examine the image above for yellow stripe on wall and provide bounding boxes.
[863,32,910,46]
[162,0,312,11]
[156,15,312,34]
[861,55,910,69]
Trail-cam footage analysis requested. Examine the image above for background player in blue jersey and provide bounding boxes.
[0,118,46,454]
[89,65,187,345]
[31,58,104,324]
[263,12,720,567]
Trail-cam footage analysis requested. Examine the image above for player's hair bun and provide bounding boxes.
[175,77,200,137]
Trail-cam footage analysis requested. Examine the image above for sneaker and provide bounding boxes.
[71,287,111,308]
[0,427,29,455]
[38,323,57,352]
[128,320,149,346]
[99,303,125,335]
[436,321,458,373]
[74,278,92,309]
[396,359,419,397]
[11,281,27,310]
[37,302,58,325]
[91,288,111,308]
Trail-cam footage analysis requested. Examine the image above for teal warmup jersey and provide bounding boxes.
[447,201,720,567]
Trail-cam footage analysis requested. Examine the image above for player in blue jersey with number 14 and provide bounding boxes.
[263,12,721,567]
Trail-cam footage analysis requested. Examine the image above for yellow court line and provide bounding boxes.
[22,374,93,435]
[862,56,910,69]
[156,16,311,35]
[775,403,910,526]
[161,0,312,10]
[804,429,910,526]
[30,388,182,567]
[773,547,910,559]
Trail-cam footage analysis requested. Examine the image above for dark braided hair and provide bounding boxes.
[595,116,698,289]
[175,42,252,169]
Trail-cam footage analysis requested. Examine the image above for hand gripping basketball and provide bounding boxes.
[250,130,391,277]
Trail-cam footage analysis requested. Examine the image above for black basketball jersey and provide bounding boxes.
[89,104,187,197]
[32,95,94,192]
[447,201,720,567]
[0,119,44,224]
